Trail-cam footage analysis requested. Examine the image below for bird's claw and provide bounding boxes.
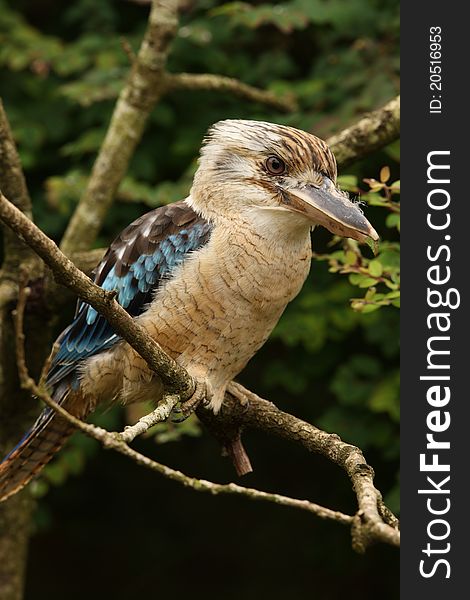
[170,379,207,423]
[237,393,250,412]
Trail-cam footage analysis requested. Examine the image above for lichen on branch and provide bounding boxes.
[327,95,400,168]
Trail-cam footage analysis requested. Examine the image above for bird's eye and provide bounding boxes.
[265,155,286,175]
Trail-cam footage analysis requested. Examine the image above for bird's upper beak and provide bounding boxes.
[279,176,379,244]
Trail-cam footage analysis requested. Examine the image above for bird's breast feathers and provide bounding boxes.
[134,213,311,399]
[51,198,312,412]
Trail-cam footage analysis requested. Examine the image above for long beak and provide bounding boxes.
[279,177,379,243]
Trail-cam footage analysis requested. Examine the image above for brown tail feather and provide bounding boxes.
[0,415,75,502]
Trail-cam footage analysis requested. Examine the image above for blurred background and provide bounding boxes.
[0,0,399,598]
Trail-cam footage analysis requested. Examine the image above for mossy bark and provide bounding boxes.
[327,95,400,168]
[0,98,49,600]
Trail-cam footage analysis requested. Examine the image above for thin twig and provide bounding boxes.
[1,189,399,549]
[224,382,400,550]
[165,73,296,113]
[11,274,30,388]
[0,192,195,399]
[0,280,17,311]
[224,434,253,477]
[120,37,136,63]
[119,393,179,443]
[39,342,60,386]
[11,280,352,526]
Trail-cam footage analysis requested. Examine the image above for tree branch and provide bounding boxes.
[59,0,399,258]
[60,0,180,255]
[0,99,43,600]
[59,1,299,256]
[221,383,400,551]
[164,73,296,112]
[1,190,399,550]
[12,279,352,527]
[52,93,400,299]
[119,393,179,443]
[327,95,400,169]
[0,280,17,312]
[0,100,32,218]
[0,192,194,399]
[0,99,41,307]
[70,248,107,275]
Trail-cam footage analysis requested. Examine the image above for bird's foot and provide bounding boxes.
[227,381,250,412]
[170,379,207,423]
[236,392,250,412]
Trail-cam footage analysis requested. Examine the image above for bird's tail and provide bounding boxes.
[0,382,77,503]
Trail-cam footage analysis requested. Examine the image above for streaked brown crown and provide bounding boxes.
[204,119,337,182]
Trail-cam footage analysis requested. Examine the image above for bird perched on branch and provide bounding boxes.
[0,119,378,501]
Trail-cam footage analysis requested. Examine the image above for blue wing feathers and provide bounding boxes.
[1,202,212,490]
[46,202,212,390]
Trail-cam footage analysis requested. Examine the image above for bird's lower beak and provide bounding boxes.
[280,177,379,243]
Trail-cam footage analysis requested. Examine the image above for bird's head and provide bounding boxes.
[189,119,378,244]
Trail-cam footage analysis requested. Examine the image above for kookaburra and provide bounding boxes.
[0,119,378,501]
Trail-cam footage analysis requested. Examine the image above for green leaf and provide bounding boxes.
[365,236,379,255]
[368,259,383,277]
[357,276,379,288]
[361,303,382,313]
[386,213,400,230]
[369,372,400,421]
[344,250,357,265]
[349,273,363,285]
[337,174,358,191]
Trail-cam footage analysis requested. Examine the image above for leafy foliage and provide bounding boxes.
[319,172,400,313]
[1,1,399,597]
